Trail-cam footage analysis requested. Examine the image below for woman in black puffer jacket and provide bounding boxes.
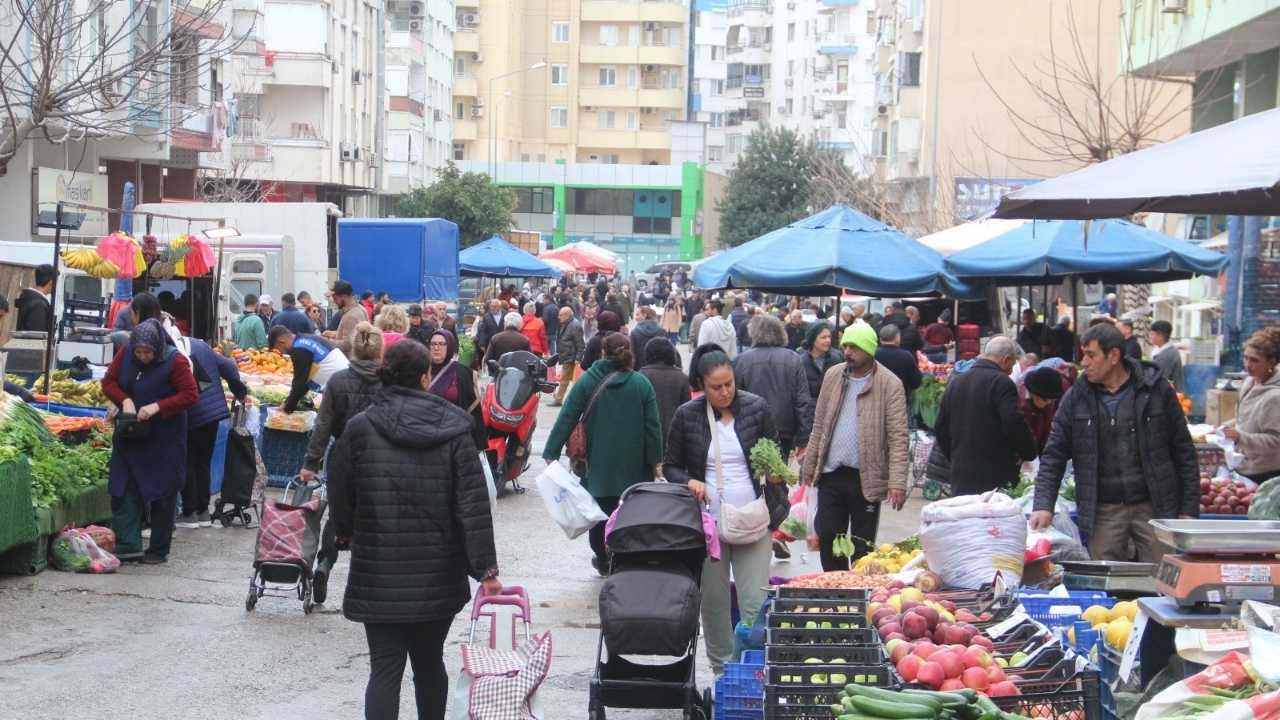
[329,341,500,720]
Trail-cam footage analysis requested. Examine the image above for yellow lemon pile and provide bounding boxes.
[1070,601,1137,650]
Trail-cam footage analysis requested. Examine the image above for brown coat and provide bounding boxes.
[800,360,909,501]
[334,302,369,357]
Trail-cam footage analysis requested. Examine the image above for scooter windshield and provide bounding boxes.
[495,351,542,410]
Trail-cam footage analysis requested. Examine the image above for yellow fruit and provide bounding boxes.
[1067,626,1076,645]
[878,543,895,554]
[1110,601,1138,623]
[1082,605,1111,628]
[1106,618,1132,650]
[899,588,925,604]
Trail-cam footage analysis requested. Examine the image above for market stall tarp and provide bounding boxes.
[539,245,617,275]
[459,236,561,278]
[944,218,1228,285]
[994,107,1280,219]
[692,204,976,297]
[917,218,1029,257]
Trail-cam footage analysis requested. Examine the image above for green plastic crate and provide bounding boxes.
[0,459,38,554]
[0,534,47,575]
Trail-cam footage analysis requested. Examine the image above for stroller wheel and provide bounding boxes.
[923,480,944,501]
[245,589,257,611]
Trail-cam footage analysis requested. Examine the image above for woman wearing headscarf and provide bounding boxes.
[580,310,624,371]
[638,337,690,442]
[426,329,485,447]
[520,301,549,356]
[101,319,200,563]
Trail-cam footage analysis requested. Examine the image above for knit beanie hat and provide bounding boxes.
[840,322,878,356]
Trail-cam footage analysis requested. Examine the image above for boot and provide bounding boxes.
[313,557,334,604]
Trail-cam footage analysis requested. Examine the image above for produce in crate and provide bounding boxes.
[234,348,294,376]
[25,371,110,407]
[854,541,923,575]
[1066,601,1136,650]
[0,394,111,509]
[831,683,1035,719]
[1200,474,1255,515]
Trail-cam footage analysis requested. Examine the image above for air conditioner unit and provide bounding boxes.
[877,104,888,116]
[340,143,360,161]
[462,13,478,25]
[471,106,484,117]
[583,105,595,112]
[473,97,485,107]
[352,69,363,84]
[1161,0,1187,12]
[588,154,600,161]
[644,64,657,72]
[472,52,483,62]
[409,19,422,30]
[643,21,657,31]
[409,1,424,17]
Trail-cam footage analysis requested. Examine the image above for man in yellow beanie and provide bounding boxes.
[799,322,910,570]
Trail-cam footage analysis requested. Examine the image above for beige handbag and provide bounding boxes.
[707,402,770,545]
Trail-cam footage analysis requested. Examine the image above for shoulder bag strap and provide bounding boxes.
[707,401,724,505]
[581,371,621,425]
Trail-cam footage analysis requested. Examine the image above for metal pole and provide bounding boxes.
[212,237,226,342]
[43,202,64,395]
[1070,276,1079,363]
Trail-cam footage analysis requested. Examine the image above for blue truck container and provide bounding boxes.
[337,218,460,301]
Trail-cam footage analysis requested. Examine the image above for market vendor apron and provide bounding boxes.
[109,348,189,502]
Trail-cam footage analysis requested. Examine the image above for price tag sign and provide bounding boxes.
[987,611,1031,640]
[1118,610,1149,683]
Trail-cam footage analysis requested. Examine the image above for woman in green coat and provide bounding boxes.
[543,333,663,576]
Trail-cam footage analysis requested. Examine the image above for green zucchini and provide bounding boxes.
[844,685,944,711]
[846,695,937,719]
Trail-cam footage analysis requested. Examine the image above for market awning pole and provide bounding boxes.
[212,237,226,343]
[1070,276,1079,363]
[43,202,65,396]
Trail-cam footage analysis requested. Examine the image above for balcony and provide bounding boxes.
[267,54,333,88]
[726,108,761,126]
[638,44,684,66]
[454,119,478,140]
[387,30,425,53]
[577,128,671,150]
[270,141,332,183]
[454,30,480,54]
[581,0,687,24]
[579,85,684,108]
[818,33,858,54]
[169,104,220,152]
[453,76,479,97]
[390,96,426,117]
[230,118,271,162]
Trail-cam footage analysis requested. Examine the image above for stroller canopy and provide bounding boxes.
[607,483,707,557]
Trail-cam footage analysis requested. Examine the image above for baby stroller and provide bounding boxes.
[590,482,712,720]
[245,478,326,614]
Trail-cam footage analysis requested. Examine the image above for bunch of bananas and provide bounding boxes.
[60,248,121,278]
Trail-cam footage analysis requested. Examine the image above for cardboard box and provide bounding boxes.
[1205,388,1239,426]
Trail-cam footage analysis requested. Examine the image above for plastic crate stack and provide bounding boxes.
[762,587,890,720]
[714,649,765,720]
[1016,590,1116,629]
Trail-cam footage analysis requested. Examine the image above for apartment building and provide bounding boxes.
[384,0,456,193]
[450,0,691,166]
[226,0,384,215]
[865,0,1183,235]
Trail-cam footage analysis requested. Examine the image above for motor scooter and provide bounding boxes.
[481,351,558,493]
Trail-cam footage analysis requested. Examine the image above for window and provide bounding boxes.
[454,56,466,78]
[514,187,555,213]
[453,142,465,160]
[664,69,681,89]
[567,188,631,214]
[785,98,793,115]
[552,21,570,42]
[787,22,795,41]
[599,25,619,46]
[599,66,617,86]
[600,154,621,164]
[550,106,568,128]
[708,145,724,162]
[711,46,723,60]
[710,79,724,96]
[727,134,745,154]
[628,66,639,88]
[551,64,569,85]
[899,51,921,86]
[627,111,638,130]
[709,112,724,128]
[597,110,616,129]
[786,60,793,78]
[665,27,681,48]
[229,279,262,313]
[455,102,465,120]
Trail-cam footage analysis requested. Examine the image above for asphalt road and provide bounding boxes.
[0,370,927,720]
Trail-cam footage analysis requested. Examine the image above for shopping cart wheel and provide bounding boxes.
[245,589,257,611]
[923,480,945,501]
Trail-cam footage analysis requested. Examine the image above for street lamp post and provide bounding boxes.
[488,61,547,179]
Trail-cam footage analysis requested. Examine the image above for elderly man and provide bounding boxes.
[874,324,922,406]
[553,306,585,406]
[1097,292,1118,318]
[801,323,909,570]
[785,310,807,351]
[482,312,532,367]
[1032,323,1198,563]
[475,298,504,355]
[934,336,1038,496]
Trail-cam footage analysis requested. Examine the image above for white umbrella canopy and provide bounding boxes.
[917,218,1029,257]
[995,107,1280,219]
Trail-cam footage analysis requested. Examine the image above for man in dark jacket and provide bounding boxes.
[1118,319,1143,361]
[735,314,814,458]
[785,310,807,351]
[1047,316,1077,361]
[553,306,585,406]
[874,324,922,407]
[481,312,532,368]
[1031,323,1199,563]
[730,298,749,352]
[474,299,504,354]
[1017,309,1049,356]
[15,263,55,332]
[882,303,923,356]
[541,294,561,357]
[270,293,315,336]
[176,338,247,528]
[935,336,1038,495]
[406,304,435,345]
[629,305,664,365]
[683,290,703,342]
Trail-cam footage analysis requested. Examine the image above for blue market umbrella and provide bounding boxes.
[459,236,561,278]
[944,219,1227,285]
[693,205,974,297]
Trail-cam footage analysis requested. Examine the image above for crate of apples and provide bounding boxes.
[1200,474,1253,515]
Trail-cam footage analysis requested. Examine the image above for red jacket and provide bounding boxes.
[521,315,548,355]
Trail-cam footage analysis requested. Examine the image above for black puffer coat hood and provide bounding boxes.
[327,385,497,624]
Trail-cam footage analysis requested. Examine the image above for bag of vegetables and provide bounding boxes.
[49,527,120,574]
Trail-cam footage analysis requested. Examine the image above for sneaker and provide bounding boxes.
[140,553,167,565]
[313,559,332,604]
[116,550,144,563]
[141,528,152,539]
[175,514,200,529]
[196,512,212,528]
[772,539,792,560]
[590,556,609,577]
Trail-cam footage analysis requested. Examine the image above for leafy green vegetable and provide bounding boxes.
[0,394,109,508]
[911,375,946,430]
[750,438,797,485]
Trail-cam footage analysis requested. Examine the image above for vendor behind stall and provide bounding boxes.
[268,326,350,413]
[1019,366,1070,453]
[14,264,54,332]
[1031,323,1198,563]
[1221,327,1280,483]
[102,319,200,563]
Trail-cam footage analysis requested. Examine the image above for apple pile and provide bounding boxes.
[1200,475,1253,515]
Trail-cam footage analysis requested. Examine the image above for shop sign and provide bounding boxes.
[953,176,1040,222]
[35,167,109,237]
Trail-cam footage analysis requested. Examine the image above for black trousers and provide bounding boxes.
[363,619,453,720]
[182,422,220,516]
[815,467,881,571]
[589,496,621,565]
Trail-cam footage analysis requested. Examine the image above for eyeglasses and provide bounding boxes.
[429,341,448,348]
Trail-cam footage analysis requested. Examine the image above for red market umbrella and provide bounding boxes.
[540,245,616,275]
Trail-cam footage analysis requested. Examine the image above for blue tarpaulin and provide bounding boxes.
[693,205,974,297]
[943,219,1227,285]
[338,218,460,301]
[459,236,560,278]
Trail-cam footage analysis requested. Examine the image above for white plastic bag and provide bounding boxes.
[479,451,498,508]
[536,460,607,539]
[920,491,1027,589]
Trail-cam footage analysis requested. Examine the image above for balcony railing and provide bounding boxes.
[727,0,771,15]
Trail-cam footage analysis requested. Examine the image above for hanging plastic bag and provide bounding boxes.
[535,460,607,539]
[805,484,820,551]
[778,484,808,541]
[479,451,498,508]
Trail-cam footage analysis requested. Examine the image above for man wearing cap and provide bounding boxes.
[405,304,435,345]
[257,294,276,334]
[322,280,367,356]
[934,336,1039,496]
[800,323,910,571]
[1020,366,1070,453]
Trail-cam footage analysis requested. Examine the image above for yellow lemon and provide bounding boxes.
[878,543,895,554]
[1082,605,1111,628]
[1067,626,1076,645]
[1110,601,1138,623]
[1106,618,1132,650]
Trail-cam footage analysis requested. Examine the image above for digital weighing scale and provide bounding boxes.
[1150,519,1280,611]
[1061,560,1157,595]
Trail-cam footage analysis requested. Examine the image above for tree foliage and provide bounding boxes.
[395,162,516,247]
[717,127,814,247]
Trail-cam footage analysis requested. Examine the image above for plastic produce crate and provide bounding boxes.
[1017,591,1116,628]
[763,686,840,720]
[0,459,38,554]
[771,598,867,615]
[767,612,868,631]
[714,650,764,720]
[259,427,312,487]
[775,586,868,601]
[991,668,1105,720]
[0,534,48,576]
[766,644,883,666]
[766,663,893,688]
[766,627,879,647]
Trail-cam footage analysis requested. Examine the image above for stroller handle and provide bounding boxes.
[471,585,531,620]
